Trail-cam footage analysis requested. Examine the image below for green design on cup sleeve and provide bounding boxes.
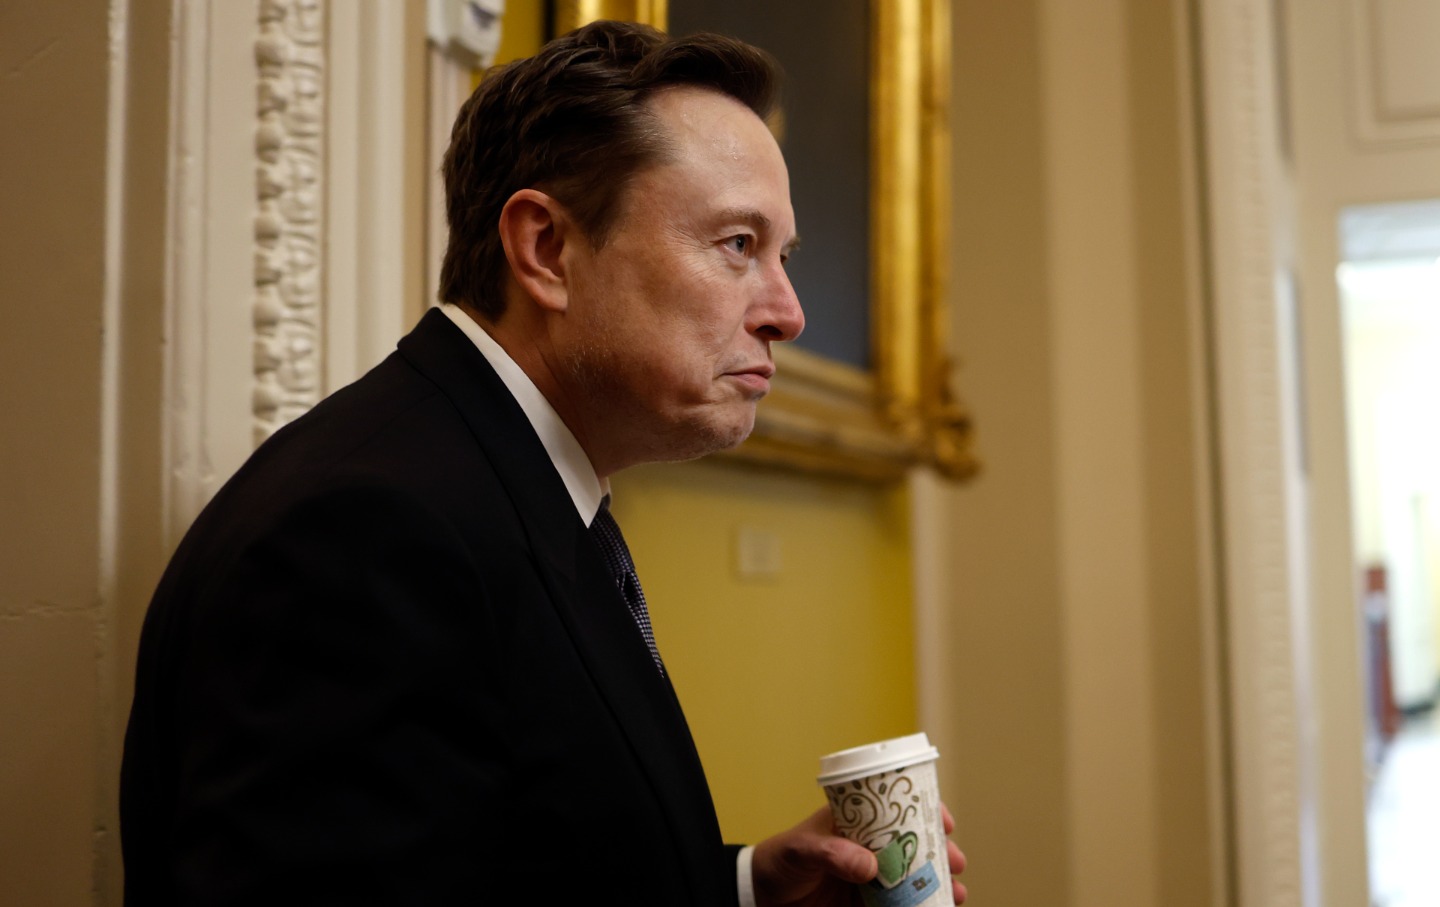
[874,831,919,888]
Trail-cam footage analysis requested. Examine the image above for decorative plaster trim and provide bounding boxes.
[161,0,414,541]
[254,0,326,444]
[1198,1,1311,904]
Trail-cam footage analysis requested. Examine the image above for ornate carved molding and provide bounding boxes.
[255,0,326,444]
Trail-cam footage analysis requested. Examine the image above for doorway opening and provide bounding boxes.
[1338,198,1440,907]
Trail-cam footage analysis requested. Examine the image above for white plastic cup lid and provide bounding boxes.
[816,732,940,787]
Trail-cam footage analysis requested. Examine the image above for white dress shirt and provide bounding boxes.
[439,304,760,906]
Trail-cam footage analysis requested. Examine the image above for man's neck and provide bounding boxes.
[440,303,609,518]
[457,301,626,479]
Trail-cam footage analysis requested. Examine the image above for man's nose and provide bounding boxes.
[750,266,805,343]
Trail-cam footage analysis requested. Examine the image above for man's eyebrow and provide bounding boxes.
[719,206,771,230]
[717,207,800,254]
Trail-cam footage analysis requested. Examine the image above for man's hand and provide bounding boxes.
[751,805,968,907]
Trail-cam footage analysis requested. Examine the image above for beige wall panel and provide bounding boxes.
[0,0,116,902]
[1040,0,1158,901]
[1371,1,1440,115]
[946,1,1070,902]
[0,612,101,906]
[1125,0,1225,901]
[1356,0,1440,139]
[946,0,1221,904]
[0,0,108,615]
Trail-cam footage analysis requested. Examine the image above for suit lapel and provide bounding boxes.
[396,310,727,894]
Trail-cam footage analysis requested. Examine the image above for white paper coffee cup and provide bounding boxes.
[818,733,952,907]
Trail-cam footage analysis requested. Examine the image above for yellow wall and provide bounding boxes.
[613,459,917,843]
[495,0,547,65]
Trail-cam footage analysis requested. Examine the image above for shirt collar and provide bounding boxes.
[440,303,609,526]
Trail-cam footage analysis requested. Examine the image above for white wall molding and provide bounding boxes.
[162,0,210,544]
[1192,1,1359,907]
[325,0,415,391]
[908,467,950,747]
[425,43,473,306]
[163,0,260,543]
[162,0,417,539]
[1197,1,1312,904]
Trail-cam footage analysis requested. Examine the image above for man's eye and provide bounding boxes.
[726,235,750,255]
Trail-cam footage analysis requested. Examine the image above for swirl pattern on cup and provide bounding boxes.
[824,769,920,849]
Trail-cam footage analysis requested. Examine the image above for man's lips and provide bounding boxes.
[731,363,775,380]
[725,364,775,394]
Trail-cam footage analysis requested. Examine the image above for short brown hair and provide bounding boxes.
[438,19,781,320]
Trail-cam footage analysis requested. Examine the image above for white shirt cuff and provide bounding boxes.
[737,844,758,907]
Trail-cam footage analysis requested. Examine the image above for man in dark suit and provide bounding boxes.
[121,19,965,906]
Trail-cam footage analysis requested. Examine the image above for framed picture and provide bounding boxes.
[553,0,975,481]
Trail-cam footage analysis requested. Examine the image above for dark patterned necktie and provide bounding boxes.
[590,499,665,675]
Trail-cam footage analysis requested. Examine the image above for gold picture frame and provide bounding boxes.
[554,0,976,482]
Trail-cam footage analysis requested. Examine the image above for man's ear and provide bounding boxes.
[498,189,577,313]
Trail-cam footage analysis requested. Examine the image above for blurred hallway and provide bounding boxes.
[1368,709,1440,907]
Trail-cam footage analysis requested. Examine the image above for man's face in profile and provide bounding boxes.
[558,86,805,465]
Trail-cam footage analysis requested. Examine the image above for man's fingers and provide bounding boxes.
[803,832,877,884]
[941,802,955,835]
[948,841,968,904]
[752,806,880,899]
[757,805,964,904]
[954,878,969,904]
[808,807,878,884]
[948,841,967,875]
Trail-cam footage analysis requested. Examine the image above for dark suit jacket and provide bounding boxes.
[121,308,738,905]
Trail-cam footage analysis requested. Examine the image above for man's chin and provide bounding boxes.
[709,408,758,452]
[661,411,756,462]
